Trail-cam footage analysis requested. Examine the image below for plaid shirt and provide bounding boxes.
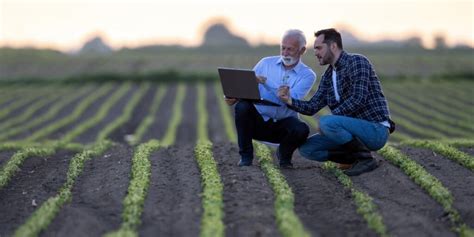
[290,51,391,123]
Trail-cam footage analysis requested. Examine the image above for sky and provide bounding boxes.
[0,0,473,51]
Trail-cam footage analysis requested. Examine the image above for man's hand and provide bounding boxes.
[225,97,238,106]
[256,75,267,84]
[278,86,292,105]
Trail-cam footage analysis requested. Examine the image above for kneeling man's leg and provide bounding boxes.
[319,115,389,175]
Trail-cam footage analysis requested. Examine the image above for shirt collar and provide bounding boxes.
[332,50,348,70]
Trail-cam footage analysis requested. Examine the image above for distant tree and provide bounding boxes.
[80,36,113,54]
[434,34,447,49]
[403,36,423,48]
[200,23,250,48]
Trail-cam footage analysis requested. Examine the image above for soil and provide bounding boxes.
[44,84,118,141]
[0,150,75,236]
[141,84,176,142]
[42,144,133,237]
[280,154,378,237]
[351,153,454,237]
[0,151,15,168]
[214,142,280,237]
[73,85,137,144]
[458,147,474,157]
[139,145,202,237]
[0,83,472,237]
[9,86,97,141]
[108,85,156,143]
[399,146,474,228]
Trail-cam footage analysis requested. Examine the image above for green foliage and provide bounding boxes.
[61,83,131,144]
[0,146,56,190]
[105,140,160,237]
[401,140,474,171]
[161,83,186,147]
[0,94,61,131]
[129,86,166,145]
[443,139,474,148]
[0,86,92,141]
[378,145,474,234]
[0,70,218,84]
[97,83,148,142]
[254,142,310,237]
[195,82,225,237]
[214,83,237,143]
[24,84,114,142]
[196,83,209,141]
[13,141,112,237]
[195,140,225,237]
[322,162,389,237]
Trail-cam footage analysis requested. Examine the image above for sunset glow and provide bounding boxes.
[1,0,472,51]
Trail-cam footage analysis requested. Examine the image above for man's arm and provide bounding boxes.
[281,77,328,116]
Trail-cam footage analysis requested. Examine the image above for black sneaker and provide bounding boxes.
[276,147,293,169]
[238,158,252,167]
[344,158,378,176]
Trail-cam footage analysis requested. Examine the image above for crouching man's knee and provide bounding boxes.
[298,143,328,162]
[293,122,310,141]
[234,100,253,117]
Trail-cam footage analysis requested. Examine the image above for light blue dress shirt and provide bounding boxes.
[253,56,316,121]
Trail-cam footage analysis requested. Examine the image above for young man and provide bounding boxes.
[225,29,316,168]
[278,28,394,176]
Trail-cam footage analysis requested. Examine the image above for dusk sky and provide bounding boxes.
[1,0,472,51]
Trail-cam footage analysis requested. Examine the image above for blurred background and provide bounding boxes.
[1,0,473,81]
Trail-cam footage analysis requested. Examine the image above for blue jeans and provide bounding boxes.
[299,115,389,162]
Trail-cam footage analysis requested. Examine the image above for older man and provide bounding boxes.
[225,29,316,168]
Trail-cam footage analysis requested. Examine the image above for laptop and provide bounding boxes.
[217,67,281,106]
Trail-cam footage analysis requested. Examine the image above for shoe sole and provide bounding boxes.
[344,161,378,176]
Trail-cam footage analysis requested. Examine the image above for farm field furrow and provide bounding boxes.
[0,150,75,236]
[0,80,472,237]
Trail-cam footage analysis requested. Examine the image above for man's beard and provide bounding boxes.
[319,50,334,65]
[281,55,299,66]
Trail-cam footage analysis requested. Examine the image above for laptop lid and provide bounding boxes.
[217,67,261,100]
[217,67,281,106]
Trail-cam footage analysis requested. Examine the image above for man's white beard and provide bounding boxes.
[281,56,298,66]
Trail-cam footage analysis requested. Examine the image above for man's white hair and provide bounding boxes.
[282,29,306,49]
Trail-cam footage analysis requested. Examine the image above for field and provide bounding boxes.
[0,80,473,237]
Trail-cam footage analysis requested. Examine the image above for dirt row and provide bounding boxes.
[0,83,472,236]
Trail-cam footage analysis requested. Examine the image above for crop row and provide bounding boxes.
[13,141,112,237]
[0,86,93,141]
[24,84,114,142]
[378,146,473,236]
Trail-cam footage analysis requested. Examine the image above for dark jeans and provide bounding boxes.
[234,100,309,163]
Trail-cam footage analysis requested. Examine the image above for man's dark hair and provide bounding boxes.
[315,28,343,50]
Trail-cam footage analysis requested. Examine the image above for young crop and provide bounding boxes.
[160,83,186,147]
[13,141,112,237]
[214,83,236,143]
[378,145,473,236]
[97,84,148,142]
[195,83,224,237]
[401,140,474,171]
[24,84,114,142]
[322,162,389,237]
[60,83,131,144]
[129,86,166,146]
[0,86,92,142]
[105,140,160,237]
[254,142,310,237]
[0,145,56,190]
